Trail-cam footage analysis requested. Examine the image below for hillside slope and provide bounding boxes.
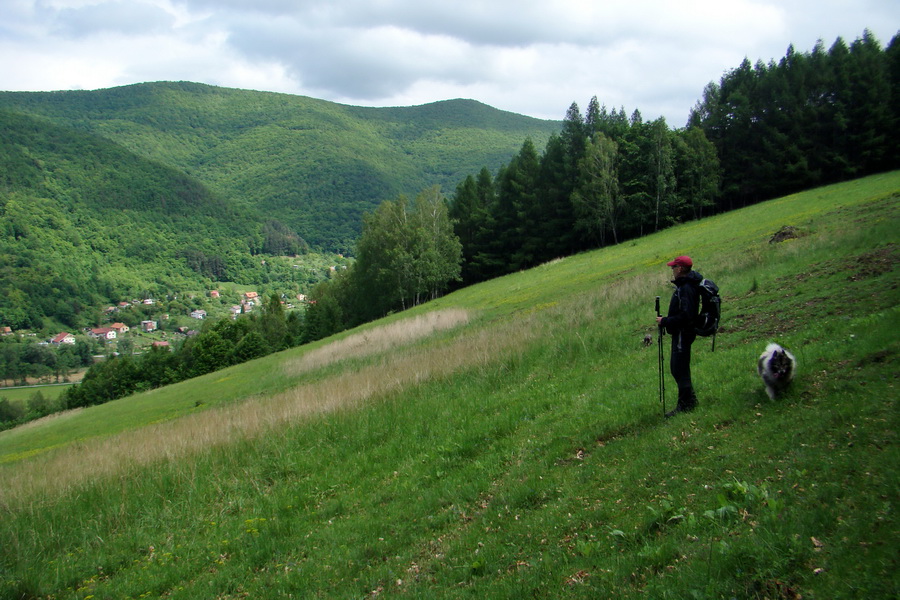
[0,173,897,598]
[0,82,561,250]
[0,109,261,329]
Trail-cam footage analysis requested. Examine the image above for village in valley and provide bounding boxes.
[45,289,308,354]
[0,252,351,400]
[0,287,311,393]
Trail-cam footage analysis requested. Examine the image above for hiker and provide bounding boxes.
[656,255,703,417]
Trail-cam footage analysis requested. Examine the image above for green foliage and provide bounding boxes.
[0,109,268,328]
[0,83,560,252]
[0,398,24,423]
[451,103,720,284]
[449,31,898,288]
[302,276,348,343]
[572,132,621,244]
[0,337,89,391]
[329,186,462,327]
[673,126,720,219]
[261,220,309,256]
[0,84,557,330]
[0,173,897,598]
[690,30,900,208]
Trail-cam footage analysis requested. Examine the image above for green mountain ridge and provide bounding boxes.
[0,82,562,251]
[0,82,560,328]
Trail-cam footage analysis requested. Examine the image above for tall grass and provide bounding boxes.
[287,308,472,375]
[0,172,898,599]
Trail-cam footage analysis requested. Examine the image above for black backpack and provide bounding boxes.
[694,278,721,339]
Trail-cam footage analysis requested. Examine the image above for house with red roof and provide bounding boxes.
[89,328,117,340]
[51,332,76,345]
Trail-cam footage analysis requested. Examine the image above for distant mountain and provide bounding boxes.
[0,82,561,251]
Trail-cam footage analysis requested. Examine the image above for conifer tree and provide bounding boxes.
[536,134,579,258]
[561,102,587,188]
[503,139,542,270]
[886,33,900,166]
[847,30,891,173]
[585,96,602,135]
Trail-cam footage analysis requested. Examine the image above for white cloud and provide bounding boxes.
[51,0,175,38]
[1,0,897,125]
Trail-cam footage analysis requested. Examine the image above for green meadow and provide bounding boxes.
[0,385,71,406]
[1,172,897,599]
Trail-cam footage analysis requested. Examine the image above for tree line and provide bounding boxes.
[690,30,899,209]
[447,103,720,284]
[0,338,94,387]
[0,338,95,429]
[448,31,898,287]
[3,291,343,427]
[300,105,717,337]
[305,30,898,332]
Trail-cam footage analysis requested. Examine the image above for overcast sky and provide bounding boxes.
[2,0,898,126]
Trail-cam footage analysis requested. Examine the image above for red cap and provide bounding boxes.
[667,255,693,268]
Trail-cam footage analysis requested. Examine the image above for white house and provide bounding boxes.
[51,332,76,345]
[89,327,117,340]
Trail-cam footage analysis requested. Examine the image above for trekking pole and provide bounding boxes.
[656,296,666,416]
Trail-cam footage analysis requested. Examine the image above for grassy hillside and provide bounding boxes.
[0,82,561,251]
[0,173,897,598]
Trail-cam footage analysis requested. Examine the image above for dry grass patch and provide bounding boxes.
[287,308,471,375]
[0,309,539,506]
[0,278,653,505]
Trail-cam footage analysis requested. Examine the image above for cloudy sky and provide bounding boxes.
[2,0,897,126]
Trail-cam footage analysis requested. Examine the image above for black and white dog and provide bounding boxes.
[757,343,796,400]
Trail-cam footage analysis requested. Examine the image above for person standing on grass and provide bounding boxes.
[656,255,702,417]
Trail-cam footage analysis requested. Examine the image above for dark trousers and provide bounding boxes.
[669,330,696,394]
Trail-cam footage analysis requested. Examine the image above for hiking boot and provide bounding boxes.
[666,389,698,418]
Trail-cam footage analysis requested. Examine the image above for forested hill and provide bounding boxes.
[0,109,262,330]
[0,82,561,251]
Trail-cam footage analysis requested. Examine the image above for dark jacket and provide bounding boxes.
[661,270,703,335]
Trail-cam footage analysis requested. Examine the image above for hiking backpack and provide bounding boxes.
[694,278,721,339]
